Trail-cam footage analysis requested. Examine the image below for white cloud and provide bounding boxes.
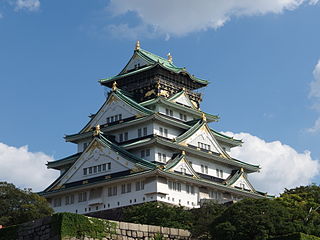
[15,0,40,11]
[107,0,319,37]
[223,132,319,195]
[0,142,59,192]
[308,60,320,133]
[310,60,320,98]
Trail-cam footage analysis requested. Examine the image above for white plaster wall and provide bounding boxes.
[188,155,232,180]
[158,105,194,122]
[109,122,153,143]
[123,55,148,72]
[153,122,183,139]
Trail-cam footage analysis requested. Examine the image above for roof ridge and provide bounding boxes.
[175,120,204,142]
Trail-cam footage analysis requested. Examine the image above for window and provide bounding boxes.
[162,154,166,163]
[180,113,187,121]
[158,152,162,161]
[177,183,181,192]
[169,110,173,116]
[78,192,87,202]
[164,128,168,137]
[115,115,118,121]
[107,114,122,124]
[205,166,208,174]
[113,186,117,196]
[141,150,145,158]
[166,108,169,115]
[119,114,122,120]
[65,195,74,205]
[138,128,142,138]
[127,183,131,193]
[181,168,186,174]
[83,168,87,175]
[168,181,181,192]
[98,165,101,172]
[216,169,223,178]
[107,163,111,170]
[201,165,204,173]
[143,127,147,136]
[124,132,128,141]
[119,133,123,142]
[186,184,195,194]
[146,149,150,157]
[107,117,110,123]
[135,181,144,191]
[159,127,163,136]
[121,184,126,194]
[83,142,88,150]
[198,142,211,151]
[53,198,61,207]
[93,166,97,173]
[89,167,92,174]
[102,164,106,171]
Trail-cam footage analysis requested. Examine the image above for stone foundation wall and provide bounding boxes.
[0,214,191,240]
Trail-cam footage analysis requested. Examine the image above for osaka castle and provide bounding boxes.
[41,41,267,215]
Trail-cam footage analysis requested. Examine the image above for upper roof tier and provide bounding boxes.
[99,41,209,103]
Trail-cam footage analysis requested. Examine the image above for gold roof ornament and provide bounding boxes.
[167,53,173,63]
[93,125,101,136]
[240,167,244,172]
[182,150,186,155]
[202,112,207,122]
[112,81,117,91]
[135,40,140,50]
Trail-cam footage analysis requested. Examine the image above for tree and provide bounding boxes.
[0,182,53,226]
[189,201,226,239]
[210,198,298,240]
[123,202,192,229]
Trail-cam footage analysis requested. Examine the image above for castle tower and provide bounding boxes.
[41,42,267,215]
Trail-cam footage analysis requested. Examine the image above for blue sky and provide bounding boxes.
[0,0,320,194]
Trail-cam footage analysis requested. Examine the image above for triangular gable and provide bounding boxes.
[176,121,231,159]
[81,89,152,133]
[226,170,256,192]
[165,153,199,178]
[120,51,149,74]
[169,90,198,109]
[48,136,153,191]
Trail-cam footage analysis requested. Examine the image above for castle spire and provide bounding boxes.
[135,40,140,51]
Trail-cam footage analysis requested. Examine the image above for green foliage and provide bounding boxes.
[153,233,165,240]
[52,212,116,239]
[189,201,226,239]
[268,232,320,240]
[0,225,19,240]
[0,182,53,226]
[123,202,192,229]
[210,198,298,240]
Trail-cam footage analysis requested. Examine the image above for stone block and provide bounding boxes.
[148,225,160,233]
[170,228,178,235]
[161,227,170,235]
[138,224,148,232]
[137,231,144,238]
[127,230,132,236]
[128,222,139,231]
[119,221,128,230]
[178,229,190,237]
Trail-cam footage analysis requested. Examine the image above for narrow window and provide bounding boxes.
[138,128,142,138]
[83,142,87,150]
[141,150,145,158]
[216,169,219,177]
[169,110,173,116]
[135,182,141,191]
[184,115,187,121]
[124,132,128,141]
[164,128,168,137]
[159,127,163,136]
[119,133,123,142]
[201,165,204,173]
[115,115,118,121]
[127,183,131,193]
[162,154,166,163]
[186,184,190,193]
[177,183,181,192]
[146,149,150,156]
[121,184,126,194]
[220,170,223,178]
[168,181,172,190]
[166,108,169,115]
[107,117,110,123]
[102,164,106,171]
[143,127,147,136]
[83,168,87,175]
[119,114,122,120]
[65,196,69,205]
[113,186,117,196]
[108,187,112,197]
[111,116,114,122]
[205,166,208,174]
[70,195,74,204]
[93,166,97,173]
[180,113,183,120]
[98,165,101,172]
[107,163,111,170]
[158,153,162,161]
[89,167,92,174]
